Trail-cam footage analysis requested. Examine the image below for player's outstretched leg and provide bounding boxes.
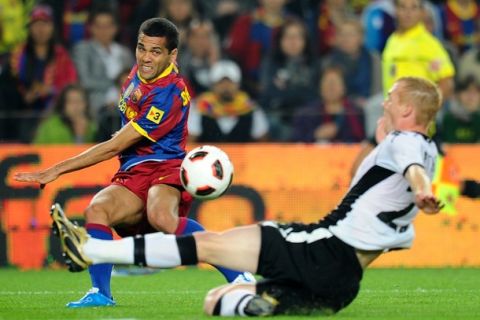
[50,204,115,308]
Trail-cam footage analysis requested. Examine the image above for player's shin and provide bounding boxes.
[86,224,113,299]
[83,233,198,268]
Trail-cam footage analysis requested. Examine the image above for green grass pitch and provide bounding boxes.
[1,267,480,319]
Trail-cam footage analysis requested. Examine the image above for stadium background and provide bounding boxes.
[1,143,479,269]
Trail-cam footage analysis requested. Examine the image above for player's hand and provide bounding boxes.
[14,169,59,188]
[415,192,443,214]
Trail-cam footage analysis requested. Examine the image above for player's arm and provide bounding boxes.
[404,164,442,214]
[14,123,143,185]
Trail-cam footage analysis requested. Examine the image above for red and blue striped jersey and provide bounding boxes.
[117,63,190,171]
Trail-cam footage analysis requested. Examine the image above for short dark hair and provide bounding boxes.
[138,18,179,52]
[88,7,118,25]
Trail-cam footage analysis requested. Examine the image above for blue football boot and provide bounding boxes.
[66,288,116,308]
[232,272,257,284]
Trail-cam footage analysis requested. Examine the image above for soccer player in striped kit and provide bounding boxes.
[15,17,252,308]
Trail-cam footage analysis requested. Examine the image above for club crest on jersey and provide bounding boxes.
[131,88,142,103]
[146,106,164,124]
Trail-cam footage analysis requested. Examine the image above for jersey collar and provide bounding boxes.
[137,63,176,84]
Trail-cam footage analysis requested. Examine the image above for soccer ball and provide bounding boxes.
[180,145,234,200]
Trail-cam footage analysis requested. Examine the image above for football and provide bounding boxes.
[180,145,234,200]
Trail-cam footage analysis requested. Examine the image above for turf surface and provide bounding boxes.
[0,267,479,319]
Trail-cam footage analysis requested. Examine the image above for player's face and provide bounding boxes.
[136,33,177,81]
[383,83,403,129]
[395,0,423,31]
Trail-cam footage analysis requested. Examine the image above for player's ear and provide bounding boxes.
[402,103,414,118]
[170,48,178,63]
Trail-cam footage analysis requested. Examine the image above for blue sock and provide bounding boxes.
[86,223,113,298]
[175,217,244,282]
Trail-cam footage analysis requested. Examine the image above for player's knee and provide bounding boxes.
[146,208,177,233]
[194,231,223,261]
[84,203,109,224]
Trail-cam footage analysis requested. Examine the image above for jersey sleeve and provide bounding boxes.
[425,38,455,81]
[378,132,425,175]
[131,86,184,142]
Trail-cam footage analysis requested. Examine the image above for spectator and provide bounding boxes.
[458,45,480,85]
[440,0,480,54]
[423,1,459,70]
[159,0,198,46]
[177,19,220,97]
[291,67,365,143]
[361,0,395,53]
[34,84,96,144]
[207,0,256,43]
[311,0,353,56]
[0,0,33,63]
[224,0,290,97]
[42,0,117,48]
[259,17,318,141]
[2,4,77,142]
[73,7,134,114]
[188,60,269,143]
[441,76,480,143]
[132,0,198,48]
[323,17,382,109]
[95,69,130,142]
[382,0,455,102]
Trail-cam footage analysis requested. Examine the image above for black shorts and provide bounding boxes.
[255,221,363,315]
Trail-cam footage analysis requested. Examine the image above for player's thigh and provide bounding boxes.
[204,283,256,315]
[145,184,181,230]
[86,185,144,226]
[195,225,261,273]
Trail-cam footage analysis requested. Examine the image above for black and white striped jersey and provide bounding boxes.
[325,131,438,251]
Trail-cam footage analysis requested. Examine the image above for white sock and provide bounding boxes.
[219,289,255,316]
[84,233,181,267]
[144,233,181,267]
[84,237,134,264]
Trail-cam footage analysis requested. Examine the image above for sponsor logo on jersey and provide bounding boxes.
[119,99,138,120]
[123,83,134,100]
[146,106,164,124]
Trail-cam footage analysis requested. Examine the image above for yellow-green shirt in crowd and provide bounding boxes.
[382,23,455,94]
[0,0,34,54]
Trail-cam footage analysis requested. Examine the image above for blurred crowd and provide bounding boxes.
[0,0,479,144]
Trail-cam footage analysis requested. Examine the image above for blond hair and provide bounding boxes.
[396,77,442,126]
